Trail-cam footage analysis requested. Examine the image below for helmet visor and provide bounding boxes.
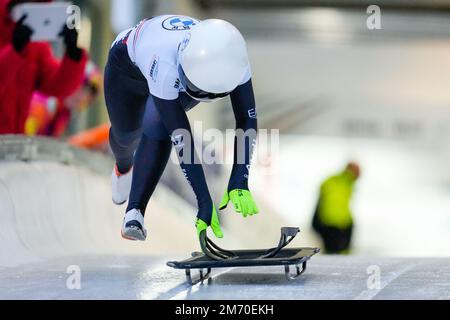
[178,65,230,102]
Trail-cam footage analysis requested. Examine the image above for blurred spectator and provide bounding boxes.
[68,123,110,151]
[25,61,102,138]
[0,0,87,134]
[312,162,361,254]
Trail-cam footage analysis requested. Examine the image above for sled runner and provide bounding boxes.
[167,227,320,285]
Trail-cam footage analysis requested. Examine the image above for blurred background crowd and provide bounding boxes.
[1,0,450,256]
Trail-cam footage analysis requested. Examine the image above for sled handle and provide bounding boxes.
[198,227,301,261]
[259,227,300,259]
[199,230,235,260]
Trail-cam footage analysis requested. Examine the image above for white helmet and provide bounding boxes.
[177,19,249,102]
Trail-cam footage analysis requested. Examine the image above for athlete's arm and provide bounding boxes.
[152,96,223,238]
[219,79,259,217]
[229,79,258,190]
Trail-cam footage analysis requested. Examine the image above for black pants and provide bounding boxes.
[312,205,353,254]
[104,39,173,215]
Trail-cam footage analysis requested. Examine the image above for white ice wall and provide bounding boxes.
[0,160,199,268]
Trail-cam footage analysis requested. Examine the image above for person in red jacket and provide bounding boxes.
[0,0,87,134]
[24,61,102,138]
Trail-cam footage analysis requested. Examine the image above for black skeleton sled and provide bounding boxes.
[167,227,320,285]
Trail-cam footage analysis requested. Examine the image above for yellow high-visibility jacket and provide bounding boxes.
[317,171,356,229]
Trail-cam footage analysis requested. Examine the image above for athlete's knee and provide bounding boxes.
[110,127,142,149]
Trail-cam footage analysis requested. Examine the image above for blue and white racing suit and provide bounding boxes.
[104,15,257,224]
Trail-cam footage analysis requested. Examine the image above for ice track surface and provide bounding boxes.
[0,255,449,300]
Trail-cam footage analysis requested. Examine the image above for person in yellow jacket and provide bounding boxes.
[312,162,361,254]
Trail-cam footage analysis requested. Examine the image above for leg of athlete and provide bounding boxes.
[104,41,148,205]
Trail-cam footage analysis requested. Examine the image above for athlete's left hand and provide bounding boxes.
[219,189,259,218]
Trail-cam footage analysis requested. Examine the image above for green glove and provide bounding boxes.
[219,189,259,218]
[196,206,224,239]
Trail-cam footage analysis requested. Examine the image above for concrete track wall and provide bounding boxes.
[0,137,199,268]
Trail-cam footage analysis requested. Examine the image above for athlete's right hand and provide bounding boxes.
[196,206,223,239]
[12,15,33,53]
